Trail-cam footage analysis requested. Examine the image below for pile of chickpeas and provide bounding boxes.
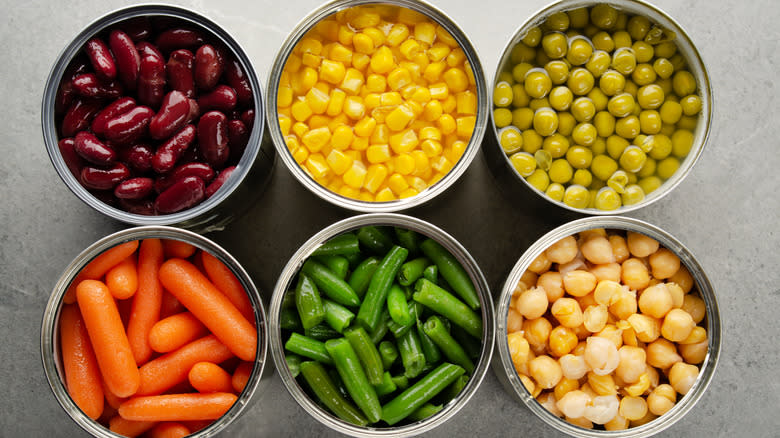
[507,228,708,429]
[493,4,702,210]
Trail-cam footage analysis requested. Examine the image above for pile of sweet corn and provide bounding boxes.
[277,5,479,202]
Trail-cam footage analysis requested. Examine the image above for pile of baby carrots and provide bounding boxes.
[59,238,258,437]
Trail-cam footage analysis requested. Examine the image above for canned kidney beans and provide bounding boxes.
[55,16,255,215]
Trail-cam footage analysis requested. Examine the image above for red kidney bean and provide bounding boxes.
[205,165,236,198]
[120,143,154,172]
[155,162,216,193]
[58,138,85,178]
[81,163,130,190]
[61,98,103,137]
[198,111,229,168]
[155,28,205,53]
[119,198,156,215]
[155,176,205,213]
[225,59,253,106]
[178,140,202,164]
[85,38,116,81]
[137,43,166,108]
[240,108,255,129]
[198,85,237,112]
[228,119,249,162]
[194,45,223,91]
[120,17,152,42]
[152,124,196,173]
[92,97,136,137]
[109,30,141,91]
[90,189,120,207]
[55,57,90,116]
[74,131,116,165]
[114,177,154,199]
[166,49,195,97]
[187,98,200,122]
[136,41,163,59]
[149,90,190,140]
[104,105,154,145]
[72,73,123,99]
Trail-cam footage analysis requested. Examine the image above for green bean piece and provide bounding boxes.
[413,278,483,339]
[301,259,361,307]
[286,354,303,378]
[313,255,350,280]
[390,374,409,390]
[344,251,363,269]
[281,290,297,309]
[299,361,368,426]
[419,239,480,310]
[311,233,360,257]
[440,374,469,403]
[280,307,303,331]
[285,333,333,365]
[344,326,384,385]
[451,324,482,360]
[325,338,383,423]
[416,320,442,365]
[305,323,342,341]
[394,227,422,255]
[397,328,426,379]
[408,403,443,421]
[397,257,431,286]
[423,265,438,284]
[323,299,355,333]
[347,256,380,299]
[368,311,390,344]
[378,340,399,369]
[402,285,414,300]
[381,363,466,425]
[295,274,325,330]
[387,302,417,338]
[387,285,413,326]
[422,316,475,374]
[328,368,350,400]
[357,226,394,255]
[373,371,397,397]
[356,245,409,331]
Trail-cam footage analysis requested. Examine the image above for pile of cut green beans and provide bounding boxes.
[281,226,484,427]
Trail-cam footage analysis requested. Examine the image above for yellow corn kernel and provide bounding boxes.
[286,54,302,73]
[292,145,308,164]
[419,126,442,142]
[302,126,331,153]
[302,52,321,68]
[343,160,367,189]
[326,177,342,193]
[297,37,322,55]
[399,187,419,198]
[353,33,375,55]
[442,133,459,149]
[291,100,313,122]
[446,47,466,67]
[344,149,362,161]
[305,87,330,114]
[387,173,409,194]
[340,68,365,94]
[465,61,476,85]
[389,129,419,154]
[364,26,386,46]
[369,46,394,74]
[337,24,355,46]
[278,86,293,108]
[278,107,291,118]
[405,175,427,193]
[428,44,451,63]
[366,144,391,163]
[284,134,300,152]
[353,117,376,137]
[406,101,424,118]
[366,74,387,93]
[400,61,422,81]
[308,115,330,130]
[375,187,396,201]
[314,81,330,94]
[352,53,370,70]
[409,119,428,131]
[409,87,431,105]
[443,68,469,93]
[329,43,353,64]
[362,164,387,194]
[305,153,330,179]
[278,114,292,137]
[330,125,353,150]
[442,95,457,113]
[381,91,403,106]
[423,61,446,82]
[386,23,410,46]
[320,60,346,85]
[429,82,449,100]
[414,22,436,46]
[351,135,369,151]
[413,51,430,70]
[370,124,390,144]
[421,139,443,158]
[428,172,445,185]
[411,150,430,176]
[386,104,416,131]
[436,25,458,47]
[394,153,415,175]
[456,116,476,138]
[431,155,453,174]
[292,122,309,139]
[326,149,353,175]
[387,67,413,91]
[437,114,456,135]
[423,100,443,122]
[343,96,366,120]
[326,89,347,116]
[328,113,349,132]
[299,67,318,91]
[349,10,380,29]
[338,185,359,199]
[357,190,374,202]
[364,93,381,110]
[400,84,420,101]
[446,140,467,163]
[456,91,477,115]
[400,39,422,60]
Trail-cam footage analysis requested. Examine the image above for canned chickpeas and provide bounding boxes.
[267,0,488,212]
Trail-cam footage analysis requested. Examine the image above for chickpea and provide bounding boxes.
[524,317,553,354]
[630,410,658,427]
[563,269,598,296]
[668,362,699,395]
[552,297,584,328]
[516,286,549,319]
[615,345,647,384]
[626,231,660,257]
[520,270,539,289]
[647,384,676,416]
[609,287,638,320]
[507,308,524,333]
[584,394,620,425]
[681,294,706,324]
[549,325,579,357]
[583,304,609,332]
[528,249,552,274]
[538,392,564,417]
[587,371,618,395]
[557,390,591,419]
[519,374,537,396]
[585,336,620,375]
[679,326,707,344]
[546,235,579,264]
[619,396,648,421]
[622,257,651,290]
[595,324,623,349]
[580,235,615,264]
[668,265,694,293]
[529,355,563,389]
[559,353,590,380]
[537,271,565,301]
[623,372,651,397]
[554,376,580,400]
[646,338,682,369]
[666,282,685,308]
[649,248,681,279]
[678,340,708,364]
[627,313,661,343]
[604,412,630,430]
[590,262,622,283]
[661,308,695,342]
[645,363,660,390]
[594,279,622,305]
[579,382,599,399]
[638,283,674,318]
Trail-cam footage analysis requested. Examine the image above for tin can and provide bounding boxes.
[485,0,713,215]
[269,213,495,437]
[41,5,275,232]
[494,216,721,436]
[40,226,271,437]
[265,0,488,212]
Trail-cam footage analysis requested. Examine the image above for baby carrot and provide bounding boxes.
[76,280,139,398]
[181,420,212,433]
[200,250,254,321]
[188,362,234,394]
[163,239,197,259]
[148,312,208,353]
[106,254,138,299]
[231,361,254,393]
[108,416,156,437]
[102,379,128,410]
[127,238,165,366]
[64,240,139,303]
[160,291,185,319]
[59,304,104,420]
[159,259,257,361]
[148,422,191,438]
[118,392,238,422]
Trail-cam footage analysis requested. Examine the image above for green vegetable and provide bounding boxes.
[397,257,430,286]
[357,226,394,255]
[322,299,355,333]
[344,326,384,386]
[397,328,425,379]
[311,233,360,257]
[373,371,397,397]
[285,354,303,378]
[423,316,474,374]
[295,274,325,330]
[413,278,482,339]
[300,361,368,426]
[347,256,380,299]
[381,363,466,425]
[378,340,399,369]
[420,239,480,309]
[387,284,413,326]
[301,259,360,307]
[284,332,332,365]
[356,245,409,331]
[313,255,350,279]
[325,338,382,423]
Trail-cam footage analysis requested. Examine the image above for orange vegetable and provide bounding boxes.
[148,312,208,353]
[200,251,254,321]
[64,240,139,304]
[102,379,128,410]
[108,416,156,437]
[137,335,233,396]
[127,238,165,365]
[231,361,254,393]
[76,280,139,398]
[118,393,238,422]
[189,362,234,393]
[158,259,257,361]
[148,422,191,438]
[163,240,197,259]
[160,291,185,319]
[106,255,138,299]
[182,420,212,433]
[59,304,104,420]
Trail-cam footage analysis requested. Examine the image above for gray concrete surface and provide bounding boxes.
[1,0,778,436]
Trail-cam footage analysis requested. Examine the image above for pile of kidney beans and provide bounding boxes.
[55,16,255,215]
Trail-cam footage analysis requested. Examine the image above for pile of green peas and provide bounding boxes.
[493,4,702,211]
